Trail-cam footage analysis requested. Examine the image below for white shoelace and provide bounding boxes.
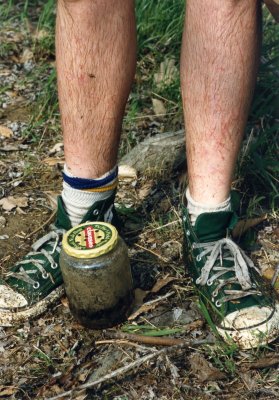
[194,238,262,307]
[7,226,64,289]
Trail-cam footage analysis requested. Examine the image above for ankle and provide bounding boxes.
[186,187,231,225]
[62,164,118,226]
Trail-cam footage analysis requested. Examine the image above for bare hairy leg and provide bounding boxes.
[181,0,261,205]
[56,0,136,179]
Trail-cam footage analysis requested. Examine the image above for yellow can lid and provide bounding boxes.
[62,222,118,259]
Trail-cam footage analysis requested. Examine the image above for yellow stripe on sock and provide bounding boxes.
[83,180,118,193]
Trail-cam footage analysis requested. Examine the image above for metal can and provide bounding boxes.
[60,222,134,329]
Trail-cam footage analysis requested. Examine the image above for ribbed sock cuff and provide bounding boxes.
[62,164,117,226]
[186,188,231,225]
[63,164,118,190]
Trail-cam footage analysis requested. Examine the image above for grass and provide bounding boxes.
[1,0,278,212]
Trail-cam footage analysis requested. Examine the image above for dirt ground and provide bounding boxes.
[0,13,279,400]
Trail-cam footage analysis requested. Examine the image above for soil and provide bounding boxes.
[0,14,279,400]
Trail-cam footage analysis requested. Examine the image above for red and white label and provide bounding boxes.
[85,226,96,249]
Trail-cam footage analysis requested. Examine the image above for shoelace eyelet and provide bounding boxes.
[215,300,222,308]
[93,209,99,216]
[42,272,49,279]
[192,242,196,249]
[212,290,218,297]
[196,254,201,262]
[33,282,40,289]
[51,263,58,270]
[207,279,213,286]
[186,229,190,236]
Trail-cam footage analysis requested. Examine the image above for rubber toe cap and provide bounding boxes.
[0,285,28,309]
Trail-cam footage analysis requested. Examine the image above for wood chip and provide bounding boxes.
[118,164,137,179]
[0,125,13,138]
[152,98,166,116]
[151,276,177,293]
[232,215,267,238]
[42,157,65,166]
[189,353,226,382]
[0,196,28,211]
[244,355,279,370]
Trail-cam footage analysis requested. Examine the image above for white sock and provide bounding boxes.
[186,187,231,225]
[62,165,117,227]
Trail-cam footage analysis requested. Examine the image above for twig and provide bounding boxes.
[151,91,177,106]
[134,243,168,262]
[128,290,175,320]
[95,339,158,352]
[123,111,177,121]
[25,209,56,239]
[103,321,204,346]
[46,343,188,400]
[149,219,180,232]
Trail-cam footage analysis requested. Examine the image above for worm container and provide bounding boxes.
[60,222,134,329]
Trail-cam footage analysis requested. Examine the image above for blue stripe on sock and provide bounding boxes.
[63,167,118,190]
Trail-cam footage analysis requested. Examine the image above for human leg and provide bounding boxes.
[0,0,136,325]
[181,0,261,206]
[56,0,136,225]
[180,0,279,348]
[56,0,136,179]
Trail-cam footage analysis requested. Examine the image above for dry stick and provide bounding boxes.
[47,342,199,400]
[128,290,175,321]
[95,339,158,352]
[134,243,168,262]
[46,344,180,400]
[47,338,211,400]
[103,333,185,347]
[104,320,204,347]
[26,209,56,239]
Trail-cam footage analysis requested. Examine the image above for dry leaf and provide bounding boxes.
[42,157,65,166]
[151,276,177,293]
[0,69,11,77]
[128,277,176,321]
[48,142,64,156]
[128,291,174,321]
[137,182,153,200]
[0,235,9,240]
[134,288,149,307]
[128,302,158,321]
[232,215,267,238]
[0,216,6,227]
[61,297,69,308]
[152,98,166,116]
[0,125,13,138]
[118,164,137,179]
[262,266,279,291]
[189,353,226,382]
[0,386,17,397]
[0,196,28,211]
[154,58,178,87]
[33,29,49,40]
[244,354,279,370]
[16,206,26,215]
[0,144,20,151]
[20,48,33,63]
[240,371,258,391]
[44,191,60,210]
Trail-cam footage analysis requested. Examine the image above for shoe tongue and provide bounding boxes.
[194,211,237,242]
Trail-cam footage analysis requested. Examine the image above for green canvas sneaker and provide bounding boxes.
[0,192,119,327]
[182,203,279,349]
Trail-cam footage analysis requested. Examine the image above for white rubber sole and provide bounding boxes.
[0,286,65,327]
[217,304,279,349]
